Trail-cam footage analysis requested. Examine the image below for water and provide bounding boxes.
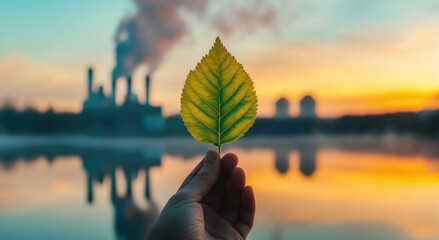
[0,136,438,240]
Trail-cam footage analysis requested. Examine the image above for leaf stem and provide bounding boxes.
[218,145,221,157]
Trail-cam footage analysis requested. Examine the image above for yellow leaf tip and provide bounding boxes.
[214,37,224,48]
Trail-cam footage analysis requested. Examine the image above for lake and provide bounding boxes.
[0,135,438,240]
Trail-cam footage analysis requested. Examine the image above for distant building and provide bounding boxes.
[275,98,290,119]
[299,95,316,118]
[82,67,164,132]
[83,68,111,110]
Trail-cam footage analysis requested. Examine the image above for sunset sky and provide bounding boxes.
[0,0,438,117]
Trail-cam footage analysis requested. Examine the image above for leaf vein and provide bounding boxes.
[186,108,219,135]
[221,88,251,120]
[190,77,220,113]
[184,90,218,120]
[221,67,239,91]
[219,54,229,69]
[220,102,255,135]
[199,67,220,94]
[209,68,220,83]
[223,117,255,143]
[222,78,246,105]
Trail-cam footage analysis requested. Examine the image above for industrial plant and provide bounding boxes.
[82,67,164,132]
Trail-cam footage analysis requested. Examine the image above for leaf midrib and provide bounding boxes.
[217,43,222,148]
[215,45,252,145]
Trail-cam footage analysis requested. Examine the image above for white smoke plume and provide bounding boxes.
[211,0,277,37]
[113,0,207,79]
[113,0,277,79]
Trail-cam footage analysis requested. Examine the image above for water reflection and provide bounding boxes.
[0,146,163,239]
[274,147,317,177]
[0,143,320,179]
[0,136,439,240]
[110,167,158,240]
[82,149,160,239]
[82,149,161,202]
[299,147,317,177]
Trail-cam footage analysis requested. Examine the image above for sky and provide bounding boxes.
[0,0,438,117]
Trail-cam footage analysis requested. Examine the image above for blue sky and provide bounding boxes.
[1,0,436,58]
[0,0,131,64]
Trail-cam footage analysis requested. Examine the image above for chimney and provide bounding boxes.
[87,67,93,98]
[125,76,132,105]
[112,77,117,106]
[145,74,150,106]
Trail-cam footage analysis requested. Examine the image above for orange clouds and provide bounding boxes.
[0,54,82,112]
[242,23,439,117]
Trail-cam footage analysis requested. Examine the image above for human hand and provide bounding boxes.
[148,150,255,240]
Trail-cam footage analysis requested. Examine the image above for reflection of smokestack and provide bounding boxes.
[125,76,132,105]
[112,78,117,106]
[145,168,150,199]
[145,75,150,106]
[87,67,93,98]
[87,174,93,204]
[111,168,117,199]
[125,171,132,197]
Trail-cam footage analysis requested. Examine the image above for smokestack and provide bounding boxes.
[112,78,117,106]
[145,74,150,106]
[87,67,93,98]
[125,76,132,105]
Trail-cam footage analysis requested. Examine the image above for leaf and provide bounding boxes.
[180,37,258,154]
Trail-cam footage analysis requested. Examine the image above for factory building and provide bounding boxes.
[82,67,164,132]
[83,68,111,110]
[299,95,316,118]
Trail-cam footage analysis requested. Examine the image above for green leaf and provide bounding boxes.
[180,37,258,154]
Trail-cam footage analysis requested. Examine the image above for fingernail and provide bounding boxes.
[205,150,217,163]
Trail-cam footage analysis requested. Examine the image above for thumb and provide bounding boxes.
[180,150,221,202]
